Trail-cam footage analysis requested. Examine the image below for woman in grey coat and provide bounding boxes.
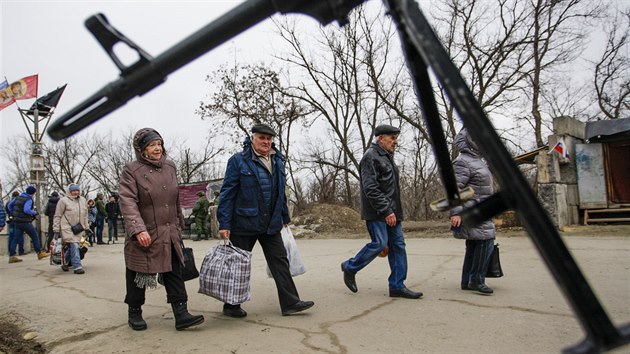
[449,128,495,295]
[119,128,204,331]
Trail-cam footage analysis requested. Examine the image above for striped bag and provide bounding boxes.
[198,240,252,305]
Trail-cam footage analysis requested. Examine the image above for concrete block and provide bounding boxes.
[537,183,569,229]
[553,116,586,139]
[536,152,561,183]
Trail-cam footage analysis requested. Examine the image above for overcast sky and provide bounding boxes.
[0,0,304,181]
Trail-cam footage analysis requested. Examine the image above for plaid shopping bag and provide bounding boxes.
[198,240,252,305]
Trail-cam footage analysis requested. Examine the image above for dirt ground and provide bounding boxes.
[292,203,524,239]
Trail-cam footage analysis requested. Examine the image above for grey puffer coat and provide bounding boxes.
[449,129,495,240]
[119,128,185,274]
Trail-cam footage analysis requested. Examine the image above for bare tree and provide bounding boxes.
[172,138,225,184]
[431,0,542,153]
[45,134,103,195]
[274,4,416,206]
[196,63,310,205]
[594,7,630,119]
[0,136,32,197]
[521,0,603,146]
[398,130,440,220]
[85,130,135,196]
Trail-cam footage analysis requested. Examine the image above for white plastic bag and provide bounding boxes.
[267,226,306,277]
[49,236,64,265]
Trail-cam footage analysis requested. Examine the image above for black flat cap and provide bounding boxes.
[374,124,400,136]
[251,123,276,136]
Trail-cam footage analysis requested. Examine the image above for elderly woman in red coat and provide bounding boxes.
[119,128,204,331]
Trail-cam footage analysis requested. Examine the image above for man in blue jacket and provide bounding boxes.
[217,123,314,318]
[341,125,423,299]
[8,186,50,261]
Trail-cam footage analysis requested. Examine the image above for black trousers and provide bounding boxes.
[124,243,187,307]
[46,217,54,249]
[227,232,300,311]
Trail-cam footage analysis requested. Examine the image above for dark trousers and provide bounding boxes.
[227,232,300,311]
[124,243,187,307]
[14,222,43,253]
[107,218,118,242]
[461,239,494,287]
[96,216,105,243]
[46,217,54,249]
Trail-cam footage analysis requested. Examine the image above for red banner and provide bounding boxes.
[0,80,16,111]
[9,74,38,100]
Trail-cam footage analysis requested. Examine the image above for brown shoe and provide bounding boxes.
[37,251,50,260]
[9,256,23,263]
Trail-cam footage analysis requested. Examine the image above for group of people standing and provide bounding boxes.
[85,193,120,245]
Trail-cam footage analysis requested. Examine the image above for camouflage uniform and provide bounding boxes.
[192,192,211,240]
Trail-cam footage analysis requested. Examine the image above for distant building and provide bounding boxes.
[534,117,630,229]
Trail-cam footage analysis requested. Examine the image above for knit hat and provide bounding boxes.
[139,130,162,151]
[197,191,205,197]
[26,185,37,195]
[68,184,80,192]
[51,191,59,197]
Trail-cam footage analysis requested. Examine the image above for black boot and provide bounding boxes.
[171,302,204,330]
[128,307,147,331]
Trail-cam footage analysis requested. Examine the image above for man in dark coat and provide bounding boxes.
[341,125,423,299]
[7,186,50,261]
[217,123,314,318]
[94,193,108,244]
[105,195,120,244]
[44,191,60,249]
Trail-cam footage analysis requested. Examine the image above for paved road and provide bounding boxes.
[1,231,629,353]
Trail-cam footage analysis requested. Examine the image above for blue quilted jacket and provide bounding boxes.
[217,137,290,236]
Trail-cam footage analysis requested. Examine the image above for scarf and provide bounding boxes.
[134,272,158,289]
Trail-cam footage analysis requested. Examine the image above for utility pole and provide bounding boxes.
[19,106,47,247]
[18,84,66,248]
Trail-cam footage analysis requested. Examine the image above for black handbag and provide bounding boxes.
[71,223,85,235]
[63,206,85,235]
[65,214,85,235]
[181,245,199,281]
[158,241,199,284]
[486,243,504,278]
